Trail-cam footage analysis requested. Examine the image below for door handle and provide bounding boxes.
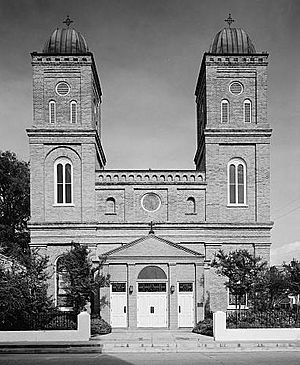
[179,305,181,313]
[124,306,126,313]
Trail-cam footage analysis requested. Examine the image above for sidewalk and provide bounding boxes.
[92,329,300,353]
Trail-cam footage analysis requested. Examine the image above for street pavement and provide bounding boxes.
[1,352,300,365]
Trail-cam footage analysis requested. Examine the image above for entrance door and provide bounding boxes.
[178,282,194,327]
[137,282,167,327]
[110,283,127,328]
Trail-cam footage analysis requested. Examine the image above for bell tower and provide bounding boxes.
[194,16,272,226]
[27,17,106,229]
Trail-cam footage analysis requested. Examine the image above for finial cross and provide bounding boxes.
[225,13,235,28]
[63,15,73,27]
[149,221,155,235]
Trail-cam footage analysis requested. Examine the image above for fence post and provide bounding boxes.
[213,311,226,341]
[78,311,91,340]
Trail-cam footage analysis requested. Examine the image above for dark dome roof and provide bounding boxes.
[209,27,256,54]
[43,28,89,54]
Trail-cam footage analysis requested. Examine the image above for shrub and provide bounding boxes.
[192,317,213,337]
[91,314,111,335]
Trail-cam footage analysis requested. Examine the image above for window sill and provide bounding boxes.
[227,204,248,208]
[227,306,248,310]
[105,212,117,215]
[53,203,75,207]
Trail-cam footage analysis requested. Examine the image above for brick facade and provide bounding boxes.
[26,26,272,329]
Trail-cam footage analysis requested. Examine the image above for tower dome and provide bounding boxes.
[42,17,89,54]
[209,15,256,54]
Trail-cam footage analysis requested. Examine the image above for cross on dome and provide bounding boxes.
[63,15,73,27]
[224,13,235,28]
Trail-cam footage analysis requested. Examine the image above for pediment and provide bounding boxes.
[103,234,203,258]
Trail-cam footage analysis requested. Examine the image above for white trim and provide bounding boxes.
[227,158,247,206]
[54,157,73,205]
[49,100,56,124]
[221,99,229,123]
[243,99,252,123]
[229,81,244,95]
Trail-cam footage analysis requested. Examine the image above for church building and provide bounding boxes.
[27,16,272,329]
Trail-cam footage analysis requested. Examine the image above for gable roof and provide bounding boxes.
[102,234,203,259]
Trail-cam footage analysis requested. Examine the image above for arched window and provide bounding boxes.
[138,266,167,280]
[244,99,252,123]
[54,158,73,205]
[56,257,72,308]
[70,101,77,123]
[221,99,229,123]
[106,197,116,214]
[186,197,196,214]
[228,159,246,205]
[49,100,56,124]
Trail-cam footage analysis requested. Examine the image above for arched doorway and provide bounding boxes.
[137,266,168,328]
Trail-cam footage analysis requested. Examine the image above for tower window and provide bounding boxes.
[229,81,243,95]
[221,100,229,123]
[244,100,252,123]
[49,101,56,124]
[55,81,70,96]
[228,159,246,205]
[54,158,73,205]
[70,101,77,123]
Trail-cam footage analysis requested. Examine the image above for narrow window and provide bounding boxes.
[244,99,252,123]
[228,159,246,205]
[186,197,196,214]
[49,101,56,124]
[221,100,229,123]
[106,197,116,214]
[70,101,77,123]
[54,158,73,205]
[56,257,72,308]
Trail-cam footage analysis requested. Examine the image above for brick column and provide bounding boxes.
[169,263,177,329]
[128,263,137,329]
[195,263,204,322]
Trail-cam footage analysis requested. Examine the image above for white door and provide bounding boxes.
[137,282,167,327]
[110,283,127,328]
[178,283,194,327]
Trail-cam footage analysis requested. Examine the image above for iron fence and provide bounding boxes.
[0,311,77,331]
[226,308,300,329]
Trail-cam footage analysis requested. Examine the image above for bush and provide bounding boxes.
[192,317,213,337]
[91,314,111,335]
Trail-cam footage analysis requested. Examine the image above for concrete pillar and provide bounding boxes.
[213,311,226,341]
[169,263,177,329]
[78,311,91,340]
[128,263,137,329]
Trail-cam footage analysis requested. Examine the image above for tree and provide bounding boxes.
[0,151,30,261]
[0,250,54,329]
[284,259,300,312]
[57,242,110,314]
[211,249,267,312]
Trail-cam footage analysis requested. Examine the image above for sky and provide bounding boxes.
[0,0,299,265]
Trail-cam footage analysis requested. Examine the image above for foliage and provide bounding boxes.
[227,308,300,329]
[284,259,300,302]
[211,249,267,310]
[0,250,54,330]
[0,150,30,261]
[192,312,213,336]
[253,265,288,311]
[57,242,110,314]
[91,314,111,335]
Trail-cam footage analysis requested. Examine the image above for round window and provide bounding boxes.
[56,82,70,96]
[141,193,161,212]
[229,81,243,95]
